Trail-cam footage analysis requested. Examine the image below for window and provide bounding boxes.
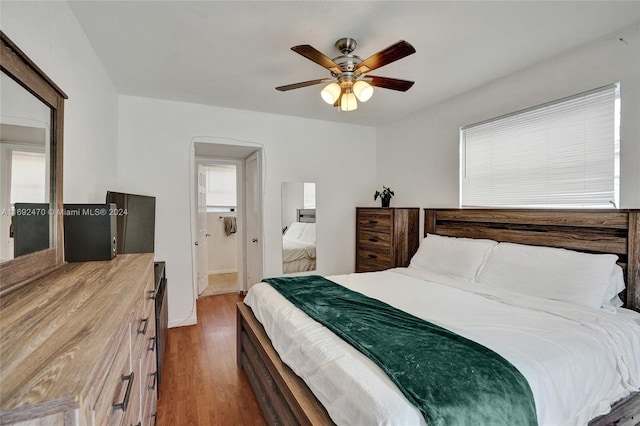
[205,164,236,211]
[460,84,619,208]
[303,182,316,209]
[10,150,47,204]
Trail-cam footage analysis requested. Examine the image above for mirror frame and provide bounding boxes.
[0,31,66,295]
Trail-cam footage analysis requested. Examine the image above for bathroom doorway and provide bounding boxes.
[199,161,239,296]
[191,139,263,302]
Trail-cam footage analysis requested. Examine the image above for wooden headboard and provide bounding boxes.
[297,209,316,223]
[424,209,640,312]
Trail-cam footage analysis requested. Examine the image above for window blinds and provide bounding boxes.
[461,84,618,208]
[205,164,237,207]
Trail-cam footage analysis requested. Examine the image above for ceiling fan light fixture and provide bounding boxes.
[340,90,358,111]
[321,82,341,104]
[353,80,374,102]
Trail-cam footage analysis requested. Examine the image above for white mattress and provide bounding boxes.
[244,268,640,426]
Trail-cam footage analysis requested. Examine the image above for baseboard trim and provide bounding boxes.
[169,315,197,328]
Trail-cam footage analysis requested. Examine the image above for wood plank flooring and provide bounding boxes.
[157,293,267,426]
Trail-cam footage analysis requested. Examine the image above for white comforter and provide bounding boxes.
[282,237,316,262]
[244,268,640,426]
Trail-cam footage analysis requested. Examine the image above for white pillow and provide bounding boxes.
[285,222,307,240]
[603,265,625,308]
[409,234,498,281]
[300,223,316,244]
[477,242,618,309]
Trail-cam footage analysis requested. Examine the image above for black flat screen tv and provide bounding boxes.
[106,191,156,254]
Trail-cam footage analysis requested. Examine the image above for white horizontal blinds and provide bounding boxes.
[205,164,237,207]
[10,151,46,204]
[462,84,617,208]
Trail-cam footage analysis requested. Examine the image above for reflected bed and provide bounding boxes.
[282,209,316,273]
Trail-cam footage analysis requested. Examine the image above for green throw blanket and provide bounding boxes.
[263,275,537,426]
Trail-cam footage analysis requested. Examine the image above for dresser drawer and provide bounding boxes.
[122,358,142,426]
[358,230,392,249]
[93,326,133,425]
[357,259,391,273]
[358,248,391,268]
[141,349,157,426]
[357,211,392,233]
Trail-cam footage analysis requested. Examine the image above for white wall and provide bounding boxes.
[281,182,305,229]
[1,1,120,203]
[377,25,640,210]
[206,212,237,274]
[117,96,376,327]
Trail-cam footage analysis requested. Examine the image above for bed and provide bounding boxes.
[282,209,316,273]
[237,208,640,425]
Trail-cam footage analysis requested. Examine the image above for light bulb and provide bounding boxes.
[340,91,358,111]
[321,83,341,104]
[353,80,374,102]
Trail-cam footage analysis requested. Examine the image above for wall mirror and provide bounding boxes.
[281,182,316,274]
[0,32,66,294]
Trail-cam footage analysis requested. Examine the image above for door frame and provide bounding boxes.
[189,137,264,318]
[194,157,244,296]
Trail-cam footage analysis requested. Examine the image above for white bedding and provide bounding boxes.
[244,268,640,426]
[282,237,316,263]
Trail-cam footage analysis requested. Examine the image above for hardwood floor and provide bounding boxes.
[157,293,267,426]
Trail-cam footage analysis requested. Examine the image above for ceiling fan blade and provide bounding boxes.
[276,78,331,91]
[367,76,415,92]
[291,45,343,75]
[355,40,416,75]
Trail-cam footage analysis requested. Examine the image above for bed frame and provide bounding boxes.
[237,208,640,425]
[297,208,316,223]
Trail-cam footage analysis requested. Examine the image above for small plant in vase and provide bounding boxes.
[374,186,394,208]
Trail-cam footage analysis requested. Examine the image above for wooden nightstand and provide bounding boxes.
[356,207,419,272]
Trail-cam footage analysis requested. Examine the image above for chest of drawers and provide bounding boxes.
[356,208,419,273]
[0,254,157,425]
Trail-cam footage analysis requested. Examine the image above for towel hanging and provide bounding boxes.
[223,216,237,236]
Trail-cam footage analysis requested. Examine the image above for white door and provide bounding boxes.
[245,151,263,291]
[196,164,209,295]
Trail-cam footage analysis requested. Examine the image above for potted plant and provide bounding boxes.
[374,186,394,208]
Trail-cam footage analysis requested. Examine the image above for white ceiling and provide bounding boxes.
[68,1,640,127]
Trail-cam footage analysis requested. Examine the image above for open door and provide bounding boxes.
[244,151,263,291]
[196,163,209,295]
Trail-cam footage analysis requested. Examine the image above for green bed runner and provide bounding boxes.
[263,275,537,426]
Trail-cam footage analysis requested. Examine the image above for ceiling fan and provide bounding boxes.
[276,38,416,111]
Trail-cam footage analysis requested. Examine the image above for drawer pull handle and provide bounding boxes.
[146,289,155,300]
[368,237,379,242]
[137,317,149,335]
[148,371,158,391]
[368,220,378,224]
[148,336,156,352]
[368,254,378,259]
[112,372,134,413]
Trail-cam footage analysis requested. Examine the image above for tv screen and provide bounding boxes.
[106,191,155,254]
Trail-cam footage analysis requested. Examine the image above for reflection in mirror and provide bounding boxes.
[281,182,316,274]
[0,31,66,295]
[0,72,52,261]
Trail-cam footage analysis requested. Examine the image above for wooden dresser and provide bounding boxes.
[0,253,157,425]
[356,208,420,273]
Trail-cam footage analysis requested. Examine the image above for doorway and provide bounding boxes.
[191,139,263,306]
[198,161,239,297]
